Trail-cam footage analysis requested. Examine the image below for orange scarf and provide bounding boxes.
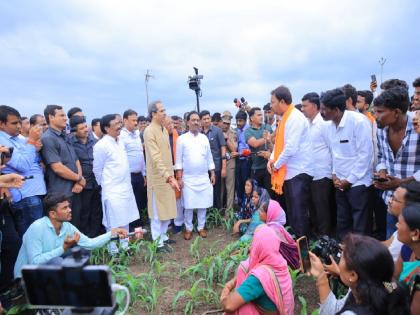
[365,111,375,124]
[172,129,181,199]
[271,105,294,195]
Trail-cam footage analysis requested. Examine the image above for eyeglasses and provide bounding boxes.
[390,195,403,203]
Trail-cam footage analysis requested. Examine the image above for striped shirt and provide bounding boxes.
[376,112,420,203]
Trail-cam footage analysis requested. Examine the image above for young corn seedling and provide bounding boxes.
[189,236,201,261]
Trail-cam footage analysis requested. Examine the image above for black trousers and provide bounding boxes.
[235,158,252,205]
[310,177,336,236]
[70,193,82,230]
[213,170,222,210]
[283,173,312,237]
[80,187,103,237]
[336,185,370,240]
[370,187,387,241]
[0,203,21,292]
[130,173,147,230]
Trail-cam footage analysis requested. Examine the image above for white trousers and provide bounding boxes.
[174,197,184,227]
[184,208,206,232]
[150,193,170,247]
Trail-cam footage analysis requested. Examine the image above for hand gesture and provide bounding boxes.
[28,125,43,142]
[63,232,80,251]
[111,228,128,239]
[0,173,24,188]
[324,255,340,277]
[309,252,325,279]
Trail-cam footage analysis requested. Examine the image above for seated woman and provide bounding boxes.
[235,179,255,221]
[260,200,299,270]
[395,203,420,315]
[233,183,269,242]
[220,225,294,315]
[310,234,409,315]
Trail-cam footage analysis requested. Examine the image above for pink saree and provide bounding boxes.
[226,225,294,315]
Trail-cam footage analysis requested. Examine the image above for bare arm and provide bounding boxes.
[50,162,79,182]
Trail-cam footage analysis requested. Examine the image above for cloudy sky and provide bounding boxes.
[1,0,419,121]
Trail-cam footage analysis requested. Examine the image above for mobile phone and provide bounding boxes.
[372,176,388,183]
[297,236,311,273]
[371,74,377,82]
[23,175,34,181]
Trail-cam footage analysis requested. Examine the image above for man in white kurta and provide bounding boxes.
[93,114,139,237]
[175,112,215,240]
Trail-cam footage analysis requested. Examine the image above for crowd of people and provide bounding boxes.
[0,76,419,314]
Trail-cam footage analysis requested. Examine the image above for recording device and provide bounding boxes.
[371,74,377,82]
[188,67,203,92]
[233,97,248,110]
[23,175,34,181]
[188,67,204,112]
[372,176,388,183]
[21,247,118,314]
[312,236,342,265]
[109,228,147,241]
[1,147,14,165]
[296,236,311,273]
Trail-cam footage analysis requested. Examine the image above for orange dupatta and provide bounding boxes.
[172,129,181,199]
[271,105,294,195]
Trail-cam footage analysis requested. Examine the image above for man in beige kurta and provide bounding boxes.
[143,101,180,251]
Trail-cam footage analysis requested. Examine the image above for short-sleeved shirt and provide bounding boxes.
[237,275,276,311]
[245,124,272,170]
[70,134,98,189]
[202,125,226,171]
[41,127,79,194]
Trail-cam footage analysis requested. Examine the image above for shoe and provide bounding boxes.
[164,239,176,245]
[198,229,207,238]
[172,225,183,234]
[184,230,193,240]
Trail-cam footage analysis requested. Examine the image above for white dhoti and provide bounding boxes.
[174,196,184,227]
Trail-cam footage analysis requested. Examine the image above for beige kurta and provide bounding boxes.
[144,121,177,220]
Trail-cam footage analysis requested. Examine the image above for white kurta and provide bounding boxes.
[93,134,139,229]
[175,132,215,209]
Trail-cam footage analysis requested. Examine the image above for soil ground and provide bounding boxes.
[128,226,319,315]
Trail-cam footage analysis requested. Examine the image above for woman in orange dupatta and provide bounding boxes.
[220,225,294,315]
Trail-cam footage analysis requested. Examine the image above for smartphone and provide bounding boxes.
[371,74,377,82]
[23,175,34,181]
[297,236,311,273]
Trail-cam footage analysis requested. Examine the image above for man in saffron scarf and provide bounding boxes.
[267,85,313,237]
[220,225,294,315]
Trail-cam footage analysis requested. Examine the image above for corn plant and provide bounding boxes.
[137,274,166,313]
[172,278,218,315]
[221,208,236,232]
[288,266,303,288]
[298,295,319,315]
[189,236,201,261]
[151,260,168,279]
[143,239,160,264]
[206,207,224,229]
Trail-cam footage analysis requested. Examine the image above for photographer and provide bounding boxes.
[14,192,128,278]
[309,234,409,314]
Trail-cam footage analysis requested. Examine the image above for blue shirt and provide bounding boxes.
[235,124,250,159]
[0,131,46,203]
[14,216,112,278]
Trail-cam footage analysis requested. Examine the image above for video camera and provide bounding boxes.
[312,235,342,265]
[188,67,203,92]
[21,247,125,315]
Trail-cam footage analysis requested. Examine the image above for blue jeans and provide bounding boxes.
[11,195,44,238]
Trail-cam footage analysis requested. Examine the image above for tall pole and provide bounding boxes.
[145,69,154,107]
[378,57,387,84]
[196,91,200,113]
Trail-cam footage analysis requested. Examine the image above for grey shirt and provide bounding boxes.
[41,127,79,194]
[70,134,98,189]
[202,125,226,171]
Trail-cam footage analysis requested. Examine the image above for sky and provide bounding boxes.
[0,0,419,121]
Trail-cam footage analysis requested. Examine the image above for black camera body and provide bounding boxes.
[188,67,203,92]
[233,97,248,110]
[312,235,342,264]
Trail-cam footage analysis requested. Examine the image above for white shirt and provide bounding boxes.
[308,113,333,180]
[93,135,139,228]
[325,110,373,187]
[270,108,313,180]
[175,131,215,209]
[119,128,146,175]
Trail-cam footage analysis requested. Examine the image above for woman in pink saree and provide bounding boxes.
[220,225,294,315]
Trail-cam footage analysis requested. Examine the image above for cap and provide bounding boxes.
[222,110,233,119]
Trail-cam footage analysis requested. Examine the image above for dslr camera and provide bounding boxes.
[233,97,248,110]
[312,235,342,264]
